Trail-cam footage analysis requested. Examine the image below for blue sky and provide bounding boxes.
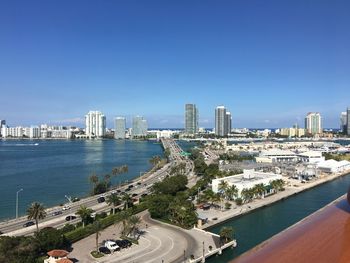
[0,0,349,128]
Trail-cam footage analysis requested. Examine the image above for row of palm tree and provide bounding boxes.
[218,181,238,201]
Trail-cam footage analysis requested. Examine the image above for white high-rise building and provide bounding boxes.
[215,106,231,137]
[114,117,126,139]
[29,126,40,138]
[132,116,147,138]
[305,112,322,135]
[185,104,198,134]
[85,111,106,138]
[0,120,5,137]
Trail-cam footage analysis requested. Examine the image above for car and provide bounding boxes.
[65,215,77,221]
[125,188,131,192]
[52,210,63,216]
[62,205,71,211]
[137,182,142,185]
[97,196,105,203]
[115,239,132,248]
[140,193,148,198]
[116,189,121,193]
[98,246,111,254]
[23,221,35,227]
[128,184,134,188]
[105,240,119,251]
[132,193,138,197]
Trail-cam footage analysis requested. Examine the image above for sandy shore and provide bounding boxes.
[200,169,350,230]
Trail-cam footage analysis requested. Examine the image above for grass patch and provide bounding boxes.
[91,251,104,258]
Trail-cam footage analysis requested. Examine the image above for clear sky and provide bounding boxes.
[0,0,349,128]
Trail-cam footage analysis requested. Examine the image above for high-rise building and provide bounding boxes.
[185,104,198,134]
[347,108,350,135]
[85,111,106,138]
[225,111,232,135]
[305,112,322,135]
[114,117,126,139]
[0,120,5,137]
[215,106,229,137]
[132,116,147,137]
[340,112,347,134]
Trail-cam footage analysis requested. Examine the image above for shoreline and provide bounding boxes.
[202,169,350,230]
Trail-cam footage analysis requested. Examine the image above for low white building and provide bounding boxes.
[256,149,297,163]
[316,160,350,174]
[212,169,283,198]
[297,151,325,163]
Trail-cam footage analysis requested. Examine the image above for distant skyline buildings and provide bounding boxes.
[340,112,347,133]
[215,106,231,137]
[305,112,322,135]
[114,117,126,139]
[185,104,198,134]
[85,111,106,138]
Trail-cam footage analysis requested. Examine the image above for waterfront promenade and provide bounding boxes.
[199,169,350,230]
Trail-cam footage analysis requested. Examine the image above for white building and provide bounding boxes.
[85,111,106,138]
[297,151,325,163]
[256,149,297,163]
[132,116,147,137]
[29,126,40,138]
[316,160,350,174]
[114,117,126,139]
[305,112,322,135]
[212,170,283,198]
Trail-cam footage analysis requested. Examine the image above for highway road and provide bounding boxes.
[0,139,194,237]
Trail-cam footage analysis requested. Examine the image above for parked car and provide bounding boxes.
[137,182,142,185]
[132,193,138,197]
[105,240,119,251]
[128,184,134,188]
[65,215,77,221]
[125,188,131,192]
[115,239,132,248]
[23,221,35,227]
[140,193,148,198]
[52,210,63,216]
[98,246,111,254]
[62,205,71,211]
[97,196,105,203]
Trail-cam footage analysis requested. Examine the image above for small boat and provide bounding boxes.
[34,143,39,146]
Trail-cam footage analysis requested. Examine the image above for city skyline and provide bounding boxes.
[1,1,349,128]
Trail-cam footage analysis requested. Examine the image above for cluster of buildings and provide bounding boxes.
[0,120,73,139]
[84,111,148,139]
[340,107,350,135]
[185,104,232,137]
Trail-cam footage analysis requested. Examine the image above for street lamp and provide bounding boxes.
[16,188,23,219]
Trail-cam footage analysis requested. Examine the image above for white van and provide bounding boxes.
[105,240,119,251]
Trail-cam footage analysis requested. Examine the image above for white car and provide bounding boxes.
[62,205,71,211]
[105,240,119,251]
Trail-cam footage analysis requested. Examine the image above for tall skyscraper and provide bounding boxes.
[85,111,106,138]
[305,112,322,135]
[132,116,148,137]
[215,106,230,137]
[225,111,232,135]
[185,104,198,134]
[114,117,126,139]
[340,112,347,133]
[347,108,350,135]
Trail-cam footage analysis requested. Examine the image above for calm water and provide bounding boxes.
[0,139,163,220]
[207,173,350,263]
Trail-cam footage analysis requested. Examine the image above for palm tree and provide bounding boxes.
[254,183,266,198]
[92,220,102,252]
[76,205,94,227]
[122,193,133,210]
[218,180,229,197]
[27,202,47,232]
[89,173,99,193]
[106,193,121,214]
[225,185,238,201]
[118,210,131,236]
[112,165,129,176]
[149,155,161,167]
[127,215,141,237]
[219,226,234,243]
